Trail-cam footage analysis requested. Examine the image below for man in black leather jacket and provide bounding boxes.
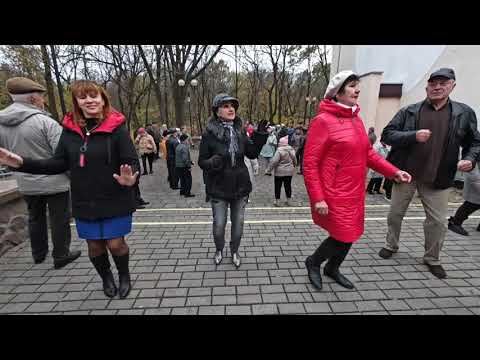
[378,68,480,279]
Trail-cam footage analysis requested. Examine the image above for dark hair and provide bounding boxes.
[336,74,361,97]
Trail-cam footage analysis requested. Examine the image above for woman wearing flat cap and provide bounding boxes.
[302,70,412,290]
[198,94,269,268]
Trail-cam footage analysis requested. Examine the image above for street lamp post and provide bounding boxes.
[190,79,199,135]
[304,96,311,125]
[178,78,199,134]
[187,95,192,136]
[177,78,186,128]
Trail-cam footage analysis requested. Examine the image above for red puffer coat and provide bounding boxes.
[303,99,399,243]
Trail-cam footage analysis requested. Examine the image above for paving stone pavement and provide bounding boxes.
[0,150,479,315]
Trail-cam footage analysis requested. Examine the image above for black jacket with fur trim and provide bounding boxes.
[198,116,267,200]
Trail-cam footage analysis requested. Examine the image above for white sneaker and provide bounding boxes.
[232,253,241,268]
[214,250,223,265]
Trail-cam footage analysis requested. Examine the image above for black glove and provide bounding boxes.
[256,120,270,134]
[207,154,223,170]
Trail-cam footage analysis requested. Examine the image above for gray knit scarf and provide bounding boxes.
[222,120,239,167]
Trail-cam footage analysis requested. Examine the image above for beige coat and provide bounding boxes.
[135,133,157,155]
[267,145,297,177]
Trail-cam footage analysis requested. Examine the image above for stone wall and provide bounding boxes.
[0,180,28,257]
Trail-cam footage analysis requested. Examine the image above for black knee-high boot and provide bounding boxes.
[305,237,337,290]
[324,241,354,289]
[112,251,131,299]
[90,252,118,298]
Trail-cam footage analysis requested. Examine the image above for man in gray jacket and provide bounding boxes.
[175,134,195,197]
[0,77,80,268]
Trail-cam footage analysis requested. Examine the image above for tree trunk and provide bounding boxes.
[137,45,163,125]
[234,45,239,98]
[145,83,151,125]
[303,57,312,125]
[40,45,60,121]
[49,45,67,118]
[163,57,170,126]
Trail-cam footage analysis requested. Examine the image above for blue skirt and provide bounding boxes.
[75,214,132,240]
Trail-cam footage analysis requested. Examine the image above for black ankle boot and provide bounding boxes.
[90,253,118,298]
[323,265,354,289]
[305,256,322,290]
[112,252,131,299]
[323,241,354,289]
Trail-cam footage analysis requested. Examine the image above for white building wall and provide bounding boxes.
[331,45,480,131]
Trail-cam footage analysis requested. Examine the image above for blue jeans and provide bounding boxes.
[210,196,248,254]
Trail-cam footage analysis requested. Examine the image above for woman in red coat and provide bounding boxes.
[303,71,412,290]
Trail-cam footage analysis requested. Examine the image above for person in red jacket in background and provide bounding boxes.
[303,70,412,291]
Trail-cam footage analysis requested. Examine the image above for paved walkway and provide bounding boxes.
[1,150,479,315]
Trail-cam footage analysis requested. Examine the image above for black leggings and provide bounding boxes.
[274,176,292,199]
[383,179,393,198]
[141,153,154,173]
[311,236,352,269]
[367,177,383,193]
[451,201,480,225]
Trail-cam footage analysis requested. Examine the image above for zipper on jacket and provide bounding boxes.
[78,126,100,168]
[434,108,459,184]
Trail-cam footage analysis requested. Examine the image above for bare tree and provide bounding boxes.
[164,45,223,127]
[40,45,60,121]
[49,45,67,117]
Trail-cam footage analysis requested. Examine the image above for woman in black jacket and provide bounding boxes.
[198,94,268,268]
[0,80,139,299]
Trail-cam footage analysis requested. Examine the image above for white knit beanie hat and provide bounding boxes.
[324,70,358,99]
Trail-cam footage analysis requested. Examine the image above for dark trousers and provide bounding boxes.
[23,191,72,260]
[167,158,179,188]
[383,179,393,199]
[311,236,352,269]
[176,167,192,195]
[133,182,142,203]
[367,177,383,193]
[141,153,154,173]
[154,142,160,159]
[451,201,480,225]
[274,176,292,199]
[296,149,304,174]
